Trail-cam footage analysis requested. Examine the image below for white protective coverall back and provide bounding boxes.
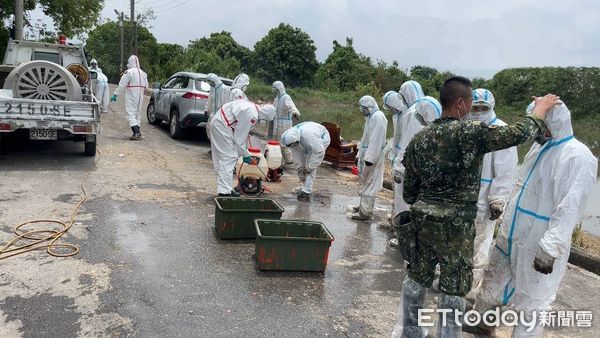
[281,122,331,194]
[467,89,518,294]
[272,81,300,163]
[114,55,148,127]
[94,70,110,113]
[475,102,598,337]
[209,100,259,194]
[356,96,388,216]
[391,81,424,218]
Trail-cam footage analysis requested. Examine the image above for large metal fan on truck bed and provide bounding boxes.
[2,60,82,101]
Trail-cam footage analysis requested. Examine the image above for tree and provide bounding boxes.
[188,31,252,72]
[0,0,104,37]
[1,0,104,60]
[253,23,319,87]
[410,65,439,81]
[315,38,372,91]
[85,20,157,82]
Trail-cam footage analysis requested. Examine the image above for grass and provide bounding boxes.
[247,81,600,159]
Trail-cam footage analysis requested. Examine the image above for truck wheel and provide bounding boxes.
[84,140,97,156]
[169,110,184,139]
[147,101,162,125]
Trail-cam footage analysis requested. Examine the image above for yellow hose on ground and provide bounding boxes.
[0,149,102,260]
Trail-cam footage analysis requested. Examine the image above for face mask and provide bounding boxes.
[360,106,370,116]
[415,114,427,126]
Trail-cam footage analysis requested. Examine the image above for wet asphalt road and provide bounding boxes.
[0,90,405,337]
[1,88,599,337]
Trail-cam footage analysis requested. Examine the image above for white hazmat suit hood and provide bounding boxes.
[469,88,497,123]
[273,81,285,96]
[475,102,598,337]
[466,89,518,298]
[114,55,148,128]
[399,80,425,108]
[281,122,331,194]
[232,73,250,92]
[257,104,276,122]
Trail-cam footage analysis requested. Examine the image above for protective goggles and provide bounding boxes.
[470,103,491,115]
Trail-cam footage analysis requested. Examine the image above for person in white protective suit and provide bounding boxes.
[389,81,425,223]
[88,59,109,114]
[346,95,388,220]
[466,89,518,302]
[206,73,250,141]
[280,122,331,201]
[210,100,276,197]
[271,81,300,165]
[111,55,148,140]
[469,102,598,337]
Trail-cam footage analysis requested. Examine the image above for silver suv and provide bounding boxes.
[146,72,231,138]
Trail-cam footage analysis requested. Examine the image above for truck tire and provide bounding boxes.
[84,140,97,156]
[169,109,184,139]
[3,60,82,101]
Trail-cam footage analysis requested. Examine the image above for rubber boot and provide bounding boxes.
[130,125,142,140]
[391,276,427,338]
[438,293,466,338]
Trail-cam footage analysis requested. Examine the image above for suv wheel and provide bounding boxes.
[147,101,162,125]
[169,109,184,139]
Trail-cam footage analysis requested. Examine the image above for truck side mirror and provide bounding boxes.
[90,71,98,80]
[153,82,161,90]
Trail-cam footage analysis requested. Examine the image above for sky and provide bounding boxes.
[34,0,600,78]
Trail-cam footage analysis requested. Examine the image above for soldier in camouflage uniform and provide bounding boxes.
[391,76,560,338]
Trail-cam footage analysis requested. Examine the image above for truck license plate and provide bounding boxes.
[29,129,57,140]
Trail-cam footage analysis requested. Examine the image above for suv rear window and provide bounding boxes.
[33,52,60,64]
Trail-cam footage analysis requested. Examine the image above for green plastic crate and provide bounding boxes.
[255,219,334,272]
[214,197,284,239]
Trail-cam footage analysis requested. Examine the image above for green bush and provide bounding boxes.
[489,67,600,119]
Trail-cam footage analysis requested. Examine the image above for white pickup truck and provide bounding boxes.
[0,39,100,156]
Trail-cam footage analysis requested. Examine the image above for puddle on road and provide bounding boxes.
[112,206,151,254]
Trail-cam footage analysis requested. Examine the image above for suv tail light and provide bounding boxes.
[0,123,12,131]
[182,92,208,100]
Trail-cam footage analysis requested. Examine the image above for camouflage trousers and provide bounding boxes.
[407,201,477,297]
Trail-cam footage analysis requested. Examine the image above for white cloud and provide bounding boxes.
[94,0,600,76]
